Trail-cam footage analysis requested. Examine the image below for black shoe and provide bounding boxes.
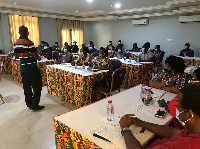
[30,105,45,111]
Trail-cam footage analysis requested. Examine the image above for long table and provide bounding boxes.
[0,55,12,74]
[176,56,200,67]
[54,85,177,149]
[46,64,108,107]
[11,59,55,85]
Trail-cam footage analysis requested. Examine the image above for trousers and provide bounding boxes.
[21,71,42,109]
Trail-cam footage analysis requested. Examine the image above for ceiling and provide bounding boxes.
[0,0,200,21]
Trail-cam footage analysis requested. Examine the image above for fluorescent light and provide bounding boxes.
[115,3,121,8]
[87,0,93,2]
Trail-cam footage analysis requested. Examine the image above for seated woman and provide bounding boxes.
[149,55,187,94]
[119,85,200,149]
[92,48,113,88]
[72,47,91,66]
[64,46,73,63]
[114,45,124,59]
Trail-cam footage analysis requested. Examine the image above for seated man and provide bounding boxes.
[179,43,194,57]
[52,42,61,52]
[106,41,115,51]
[120,84,200,149]
[131,43,139,52]
[41,42,52,60]
[71,41,79,53]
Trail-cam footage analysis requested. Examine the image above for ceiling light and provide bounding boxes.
[111,5,113,7]
[87,0,93,2]
[14,3,16,5]
[76,11,78,13]
[115,3,121,8]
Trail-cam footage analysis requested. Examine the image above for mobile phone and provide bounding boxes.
[155,110,166,118]
[157,99,167,107]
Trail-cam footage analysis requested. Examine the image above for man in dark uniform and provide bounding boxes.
[179,43,194,57]
[14,26,44,111]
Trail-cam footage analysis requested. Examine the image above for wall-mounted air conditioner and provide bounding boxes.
[132,19,149,25]
[179,15,200,23]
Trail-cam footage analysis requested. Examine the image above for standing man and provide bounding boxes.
[14,26,44,111]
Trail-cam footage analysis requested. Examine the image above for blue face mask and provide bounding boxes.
[64,49,67,52]
[80,52,84,56]
[118,42,121,44]
[41,44,43,46]
[141,48,145,52]
[118,49,121,52]
[184,46,188,49]
[89,47,93,50]
[176,109,185,126]
[155,49,158,51]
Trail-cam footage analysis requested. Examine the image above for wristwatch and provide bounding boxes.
[121,127,131,136]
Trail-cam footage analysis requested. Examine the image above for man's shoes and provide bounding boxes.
[30,105,45,111]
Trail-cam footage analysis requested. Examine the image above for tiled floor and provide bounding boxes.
[0,74,79,149]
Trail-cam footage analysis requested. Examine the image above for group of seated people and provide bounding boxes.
[119,55,200,148]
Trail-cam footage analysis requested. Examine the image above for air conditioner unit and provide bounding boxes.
[132,19,149,25]
[179,15,200,23]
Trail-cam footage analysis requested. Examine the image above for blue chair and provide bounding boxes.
[110,59,122,71]
[92,53,99,58]
[53,51,59,61]
[124,52,132,59]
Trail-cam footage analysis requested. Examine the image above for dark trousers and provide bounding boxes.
[21,71,42,109]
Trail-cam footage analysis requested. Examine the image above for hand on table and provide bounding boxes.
[119,115,132,128]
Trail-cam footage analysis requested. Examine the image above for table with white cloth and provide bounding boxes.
[46,64,109,107]
[176,56,200,67]
[110,58,154,89]
[11,58,55,85]
[54,85,177,149]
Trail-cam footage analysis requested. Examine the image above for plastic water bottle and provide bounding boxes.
[144,89,152,106]
[140,84,146,100]
[82,61,85,72]
[107,100,114,121]
[129,56,132,62]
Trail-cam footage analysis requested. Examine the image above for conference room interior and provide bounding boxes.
[0,0,200,149]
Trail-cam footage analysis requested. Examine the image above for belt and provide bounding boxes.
[18,53,32,58]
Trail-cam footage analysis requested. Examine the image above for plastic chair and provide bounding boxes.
[110,59,122,71]
[124,52,132,59]
[95,68,126,98]
[92,53,99,58]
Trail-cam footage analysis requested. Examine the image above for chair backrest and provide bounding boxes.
[110,68,126,92]
[110,59,122,71]
[53,52,59,61]
[124,52,132,59]
[92,53,99,58]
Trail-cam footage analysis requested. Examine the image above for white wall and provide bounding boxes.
[38,17,58,47]
[84,15,200,59]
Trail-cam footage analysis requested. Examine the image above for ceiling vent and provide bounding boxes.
[179,15,200,23]
[132,19,149,25]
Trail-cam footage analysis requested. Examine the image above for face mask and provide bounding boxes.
[155,49,158,51]
[118,42,121,44]
[41,44,43,46]
[164,68,174,75]
[55,44,58,46]
[89,47,93,50]
[118,49,121,52]
[80,52,84,56]
[44,46,47,49]
[184,46,188,49]
[141,48,145,52]
[64,49,67,52]
[176,109,185,126]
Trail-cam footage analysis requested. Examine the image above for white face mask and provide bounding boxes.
[64,49,67,52]
[44,46,47,49]
[118,42,121,44]
[118,49,121,52]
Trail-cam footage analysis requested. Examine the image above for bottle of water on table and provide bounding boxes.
[144,89,152,106]
[107,100,114,121]
[82,61,85,72]
[140,84,146,100]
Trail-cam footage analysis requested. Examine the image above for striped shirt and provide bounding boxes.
[14,36,39,72]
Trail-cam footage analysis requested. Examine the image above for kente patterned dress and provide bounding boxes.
[151,70,187,89]
[77,53,92,63]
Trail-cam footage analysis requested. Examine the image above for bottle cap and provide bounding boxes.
[108,100,112,103]
[146,89,150,91]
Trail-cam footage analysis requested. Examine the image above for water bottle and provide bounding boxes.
[107,100,114,121]
[144,89,152,106]
[129,56,132,62]
[140,84,146,100]
[124,57,126,62]
[82,61,85,72]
